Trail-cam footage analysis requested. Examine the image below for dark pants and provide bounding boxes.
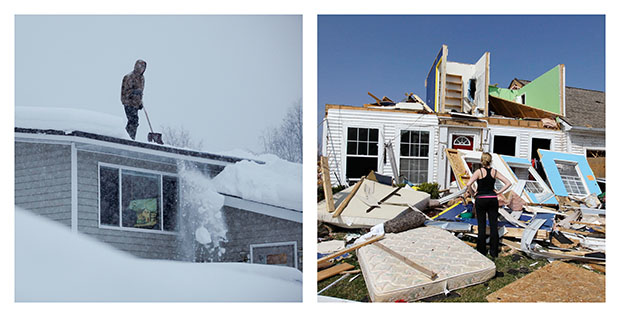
[124,105,139,140]
[475,197,499,257]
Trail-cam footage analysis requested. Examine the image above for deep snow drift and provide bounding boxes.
[14,207,302,302]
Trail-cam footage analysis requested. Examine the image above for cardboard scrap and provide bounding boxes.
[486,261,605,302]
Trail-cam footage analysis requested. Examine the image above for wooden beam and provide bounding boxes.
[374,242,438,280]
[318,263,355,282]
[317,234,384,265]
[332,176,365,218]
[320,156,335,212]
[367,92,382,104]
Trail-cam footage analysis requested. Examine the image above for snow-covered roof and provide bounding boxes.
[15,106,251,164]
[15,207,302,302]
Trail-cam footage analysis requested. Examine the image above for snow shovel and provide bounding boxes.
[142,105,163,145]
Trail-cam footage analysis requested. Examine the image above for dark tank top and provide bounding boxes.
[476,167,496,197]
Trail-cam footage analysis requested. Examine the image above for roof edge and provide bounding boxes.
[15,127,261,164]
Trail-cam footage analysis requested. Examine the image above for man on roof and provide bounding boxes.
[121,59,147,140]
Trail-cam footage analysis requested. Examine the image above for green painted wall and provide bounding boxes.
[489,65,563,115]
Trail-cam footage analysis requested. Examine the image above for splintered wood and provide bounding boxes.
[486,261,605,302]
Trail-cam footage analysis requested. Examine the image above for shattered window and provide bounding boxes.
[555,161,587,195]
[400,130,430,184]
[346,127,379,180]
[99,165,178,232]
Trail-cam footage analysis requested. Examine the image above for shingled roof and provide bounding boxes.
[511,79,605,129]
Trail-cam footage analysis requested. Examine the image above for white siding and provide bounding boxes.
[323,108,439,186]
[567,131,605,155]
[488,125,567,159]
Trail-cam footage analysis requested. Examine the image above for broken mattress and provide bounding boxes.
[357,226,495,302]
[317,178,430,229]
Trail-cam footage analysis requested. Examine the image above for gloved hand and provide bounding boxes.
[138,103,144,110]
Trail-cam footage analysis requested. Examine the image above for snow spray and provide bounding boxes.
[176,161,228,262]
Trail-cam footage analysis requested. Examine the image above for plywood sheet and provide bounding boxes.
[486,261,605,302]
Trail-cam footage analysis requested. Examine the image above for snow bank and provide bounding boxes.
[213,153,302,211]
[15,207,302,302]
[15,106,130,140]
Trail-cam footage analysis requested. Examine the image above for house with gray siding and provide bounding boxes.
[15,127,302,270]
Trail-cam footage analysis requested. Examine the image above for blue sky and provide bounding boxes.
[16,15,301,153]
[318,15,605,141]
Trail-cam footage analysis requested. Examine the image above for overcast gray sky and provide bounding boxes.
[15,15,302,153]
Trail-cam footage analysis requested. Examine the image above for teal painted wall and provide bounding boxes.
[489,65,563,115]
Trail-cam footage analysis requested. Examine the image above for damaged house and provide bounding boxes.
[15,108,302,270]
[321,44,605,194]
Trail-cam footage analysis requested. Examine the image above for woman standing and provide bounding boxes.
[465,152,512,258]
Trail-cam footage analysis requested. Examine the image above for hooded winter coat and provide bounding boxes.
[121,60,147,109]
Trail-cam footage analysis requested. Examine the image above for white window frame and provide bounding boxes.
[342,124,382,183]
[554,159,590,196]
[249,241,298,270]
[98,162,179,235]
[448,132,478,151]
[507,162,549,196]
[398,128,434,184]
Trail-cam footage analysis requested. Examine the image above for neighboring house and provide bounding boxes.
[15,126,302,270]
[322,45,604,192]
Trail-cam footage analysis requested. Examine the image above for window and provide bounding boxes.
[555,161,587,195]
[509,165,544,194]
[493,135,516,156]
[468,78,476,102]
[250,242,298,269]
[346,127,379,180]
[400,130,430,184]
[99,165,179,232]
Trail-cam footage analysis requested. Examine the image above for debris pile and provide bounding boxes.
[317,150,605,302]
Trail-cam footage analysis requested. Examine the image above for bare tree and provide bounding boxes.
[160,126,204,150]
[261,100,303,163]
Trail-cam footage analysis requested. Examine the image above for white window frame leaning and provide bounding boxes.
[398,128,432,185]
[554,160,589,196]
[98,162,179,235]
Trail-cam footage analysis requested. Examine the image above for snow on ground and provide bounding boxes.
[213,152,302,211]
[15,207,302,302]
